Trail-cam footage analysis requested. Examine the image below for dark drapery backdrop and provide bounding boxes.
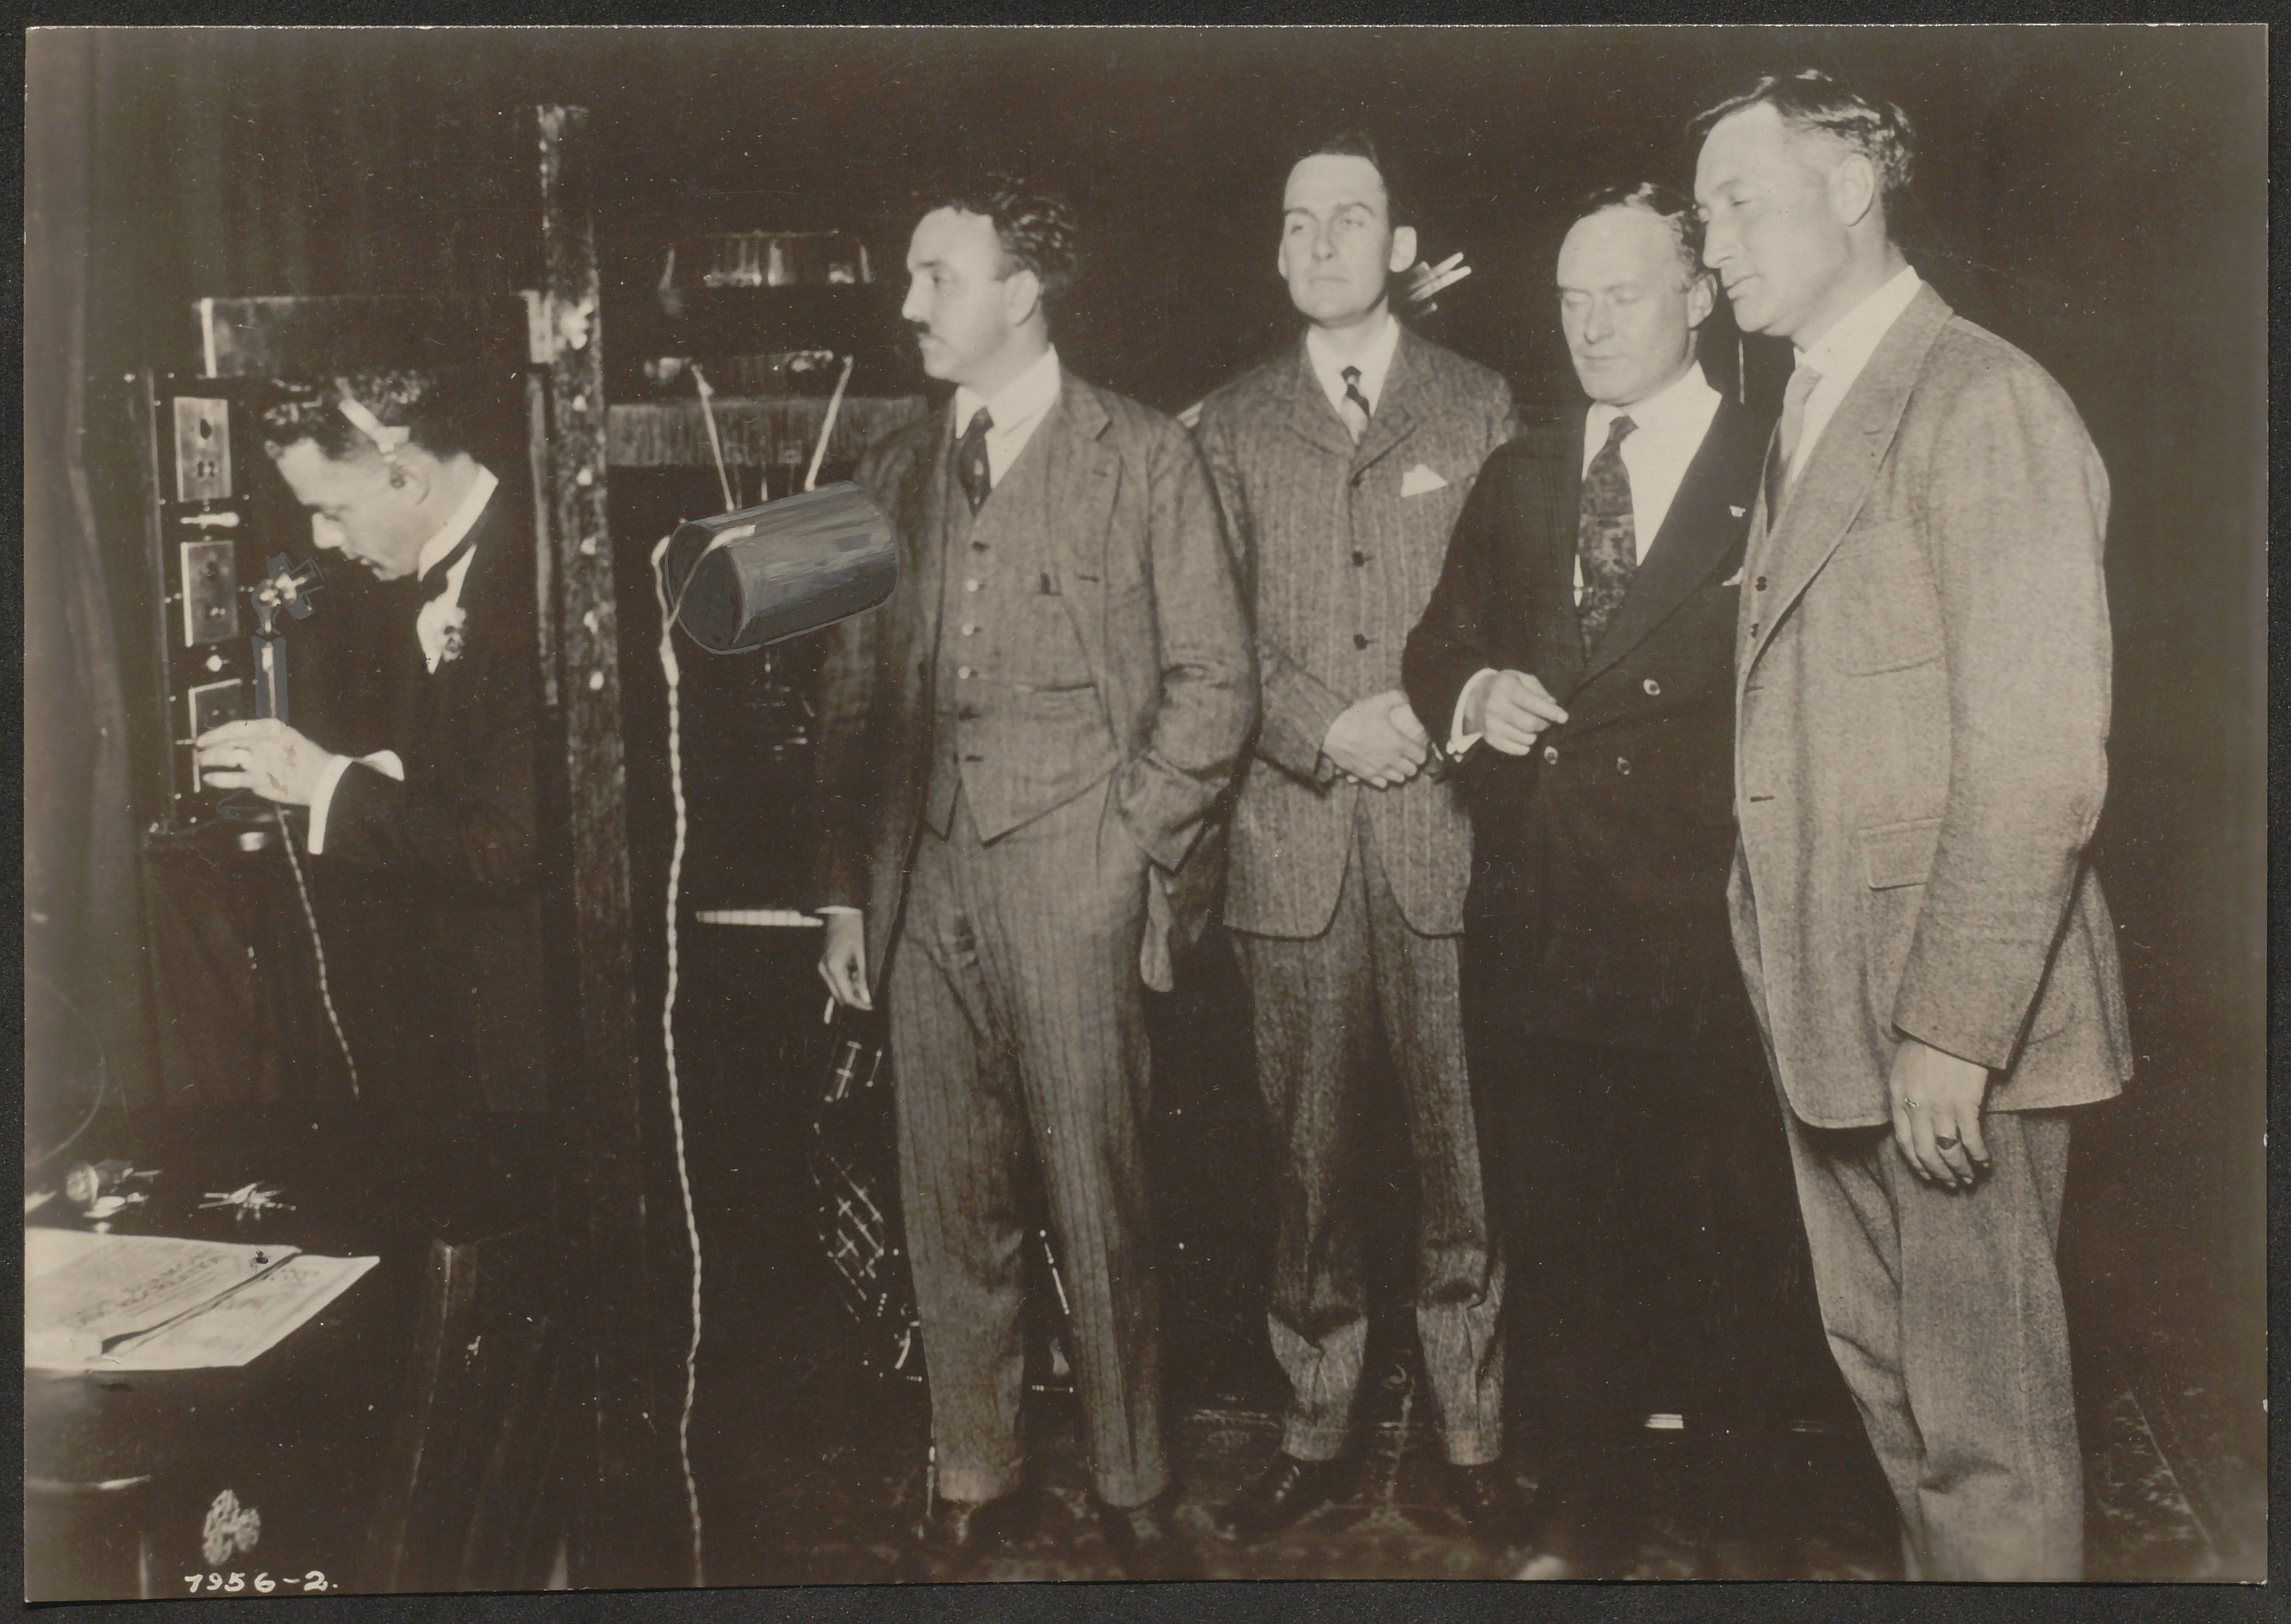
[27,20,2265,1432]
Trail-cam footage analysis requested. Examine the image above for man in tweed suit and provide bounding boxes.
[814,176,1255,1579]
[1695,72,2131,1578]
[1192,132,1514,1542]
[1404,185,1792,1578]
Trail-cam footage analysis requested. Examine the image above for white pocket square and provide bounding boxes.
[1729,504,1748,519]
[1721,568,1745,587]
[1400,463,1449,497]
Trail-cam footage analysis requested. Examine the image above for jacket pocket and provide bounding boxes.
[1859,816,1943,889]
[1826,523,1944,675]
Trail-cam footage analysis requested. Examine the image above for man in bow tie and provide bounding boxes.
[1404,183,1794,1577]
[196,370,547,1176]
[1191,132,1515,1544]
[812,174,1254,1578]
[1695,70,2129,1581]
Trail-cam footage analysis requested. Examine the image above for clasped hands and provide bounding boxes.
[1320,689,1435,789]
[194,718,335,807]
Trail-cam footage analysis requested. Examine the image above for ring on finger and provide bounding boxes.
[1902,1096,1920,1111]
[1935,1134,1961,1151]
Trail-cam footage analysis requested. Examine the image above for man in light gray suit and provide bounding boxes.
[814,175,1255,1579]
[1695,72,2132,1579]
[1193,132,1514,1542]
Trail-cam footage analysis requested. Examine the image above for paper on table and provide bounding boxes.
[26,1228,302,1367]
[106,1252,380,1370]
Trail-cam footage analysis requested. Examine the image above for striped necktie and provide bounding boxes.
[1338,366,1372,443]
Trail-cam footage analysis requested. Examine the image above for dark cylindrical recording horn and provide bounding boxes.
[662,481,898,652]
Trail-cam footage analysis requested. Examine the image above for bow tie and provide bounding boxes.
[419,534,475,602]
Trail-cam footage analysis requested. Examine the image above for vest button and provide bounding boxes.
[1755,576,1768,591]
[1616,757,1632,776]
[965,578,981,592]
[1642,677,1661,697]
[957,666,974,680]
[1543,745,1559,766]
[961,623,978,636]
[1351,551,1368,567]
[1353,632,1369,649]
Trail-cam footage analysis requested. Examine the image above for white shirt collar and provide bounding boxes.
[1585,361,1720,459]
[952,344,1062,444]
[1797,264,1924,397]
[415,463,500,583]
[1305,306,1403,416]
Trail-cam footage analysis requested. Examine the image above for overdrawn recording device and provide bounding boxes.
[658,481,896,654]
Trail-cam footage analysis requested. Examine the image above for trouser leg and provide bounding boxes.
[887,811,1029,1505]
[1357,814,1503,1466]
[1781,1098,2083,1580]
[974,779,1167,1507]
[1232,837,1373,1463]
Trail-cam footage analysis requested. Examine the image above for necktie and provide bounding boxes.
[1767,364,1823,525]
[956,406,994,515]
[419,533,474,602]
[1576,414,1637,656]
[1338,366,1373,444]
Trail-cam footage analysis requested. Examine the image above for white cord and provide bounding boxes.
[804,356,855,493]
[691,364,736,514]
[276,807,360,1101]
[650,525,708,1586]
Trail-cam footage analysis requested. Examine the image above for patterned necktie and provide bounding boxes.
[1338,365,1372,444]
[1576,414,1637,655]
[418,532,474,601]
[1767,364,1824,525]
[955,406,994,514]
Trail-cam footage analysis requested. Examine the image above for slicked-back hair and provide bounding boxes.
[1574,182,1708,292]
[1299,129,1413,230]
[917,174,1084,310]
[1690,69,1917,230]
[260,370,473,463]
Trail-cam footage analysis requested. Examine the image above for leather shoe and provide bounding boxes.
[1215,1451,1357,1541]
[1096,1494,1201,1580]
[900,1485,1038,1581]
[1444,1461,1525,1546]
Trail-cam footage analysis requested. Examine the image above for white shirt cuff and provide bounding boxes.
[1449,667,1500,756]
[306,749,403,855]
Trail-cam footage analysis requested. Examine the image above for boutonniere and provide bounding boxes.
[417,596,469,670]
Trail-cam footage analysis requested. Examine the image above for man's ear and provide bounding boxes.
[1387,224,1419,276]
[1685,269,1717,333]
[1828,152,1881,232]
[388,454,431,505]
[1003,265,1045,330]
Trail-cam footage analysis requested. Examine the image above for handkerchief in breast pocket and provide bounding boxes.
[1399,463,1450,497]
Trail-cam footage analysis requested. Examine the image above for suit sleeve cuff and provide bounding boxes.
[1447,667,1500,756]
[308,749,404,855]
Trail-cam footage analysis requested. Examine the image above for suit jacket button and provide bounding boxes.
[957,666,974,680]
[965,578,981,592]
[1616,757,1631,776]
[1352,551,1368,567]
[1353,632,1369,649]
[1641,677,1661,697]
[1750,623,1761,638]
[1543,745,1559,766]
[1755,576,1769,591]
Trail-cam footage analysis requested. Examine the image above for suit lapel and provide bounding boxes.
[1741,284,1955,684]
[1576,397,1763,689]
[1349,328,1422,476]
[1040,370,1119,675]
[903,404,952,667]
[1282,340,1358,462]
[1542,410,1589,694]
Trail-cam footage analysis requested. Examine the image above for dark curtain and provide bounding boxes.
[27,33,154,1138]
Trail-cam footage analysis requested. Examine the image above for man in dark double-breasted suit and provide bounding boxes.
[1404,186,1797,1578]
[813,177,1255,1580]
[197,372,548,1179]
[1192,132,1514,1543]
